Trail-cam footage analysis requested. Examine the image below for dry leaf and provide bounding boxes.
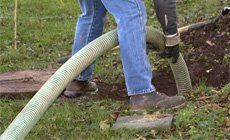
[206,40,215,46]
[99,120,110,131]
[110,112,119,121]
[198,96,212,100]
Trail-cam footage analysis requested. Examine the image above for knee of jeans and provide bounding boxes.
[117,11,146,26]
[124,8,147,25]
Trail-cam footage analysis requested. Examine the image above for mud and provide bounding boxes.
[182,15,230,88]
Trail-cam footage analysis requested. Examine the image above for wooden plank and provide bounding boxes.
[0,71,54,98]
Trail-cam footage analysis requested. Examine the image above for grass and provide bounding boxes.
[0,0,229,139]
[0,0,228,73]
[0,84,229,139]
[0,0,79,72]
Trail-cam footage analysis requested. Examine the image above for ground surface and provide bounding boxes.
[83,15,230,99]
[1,16,229,99]
[90,15,230,98]
[154,15,230,96]
[0,0,229,139]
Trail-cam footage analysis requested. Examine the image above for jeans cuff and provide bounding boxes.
[128,88,156,96]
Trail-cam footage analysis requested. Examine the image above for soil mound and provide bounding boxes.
[182,15,229,87]
[153,15,229,96]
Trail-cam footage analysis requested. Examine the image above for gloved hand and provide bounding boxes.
[158,44,179,63]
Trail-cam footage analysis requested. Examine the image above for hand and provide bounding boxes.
[158,44,179,63]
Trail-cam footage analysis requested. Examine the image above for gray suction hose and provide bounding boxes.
[0,27,192,140]
[146,27,192,95]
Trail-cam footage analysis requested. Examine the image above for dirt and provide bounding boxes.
[182,15,230,87]
[93,79,128,101]
[96,15,230,99]
[152,15,230,96]
[0,15,229,100]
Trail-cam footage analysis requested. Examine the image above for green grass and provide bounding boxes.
[0,0,79,71]
[0,84,229,139]
[0,0,229,139]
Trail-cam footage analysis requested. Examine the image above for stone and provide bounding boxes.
[112,114,173,130]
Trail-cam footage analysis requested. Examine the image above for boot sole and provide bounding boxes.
[171,101,187,109]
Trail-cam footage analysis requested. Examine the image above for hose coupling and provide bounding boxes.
[165,32,180,47]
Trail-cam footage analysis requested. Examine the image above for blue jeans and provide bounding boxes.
[73,0,155,96]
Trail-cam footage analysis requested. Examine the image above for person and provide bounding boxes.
[63,0,186,110]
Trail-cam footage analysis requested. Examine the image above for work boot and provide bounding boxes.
[63,80,98,98]
[130,92,186,111]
